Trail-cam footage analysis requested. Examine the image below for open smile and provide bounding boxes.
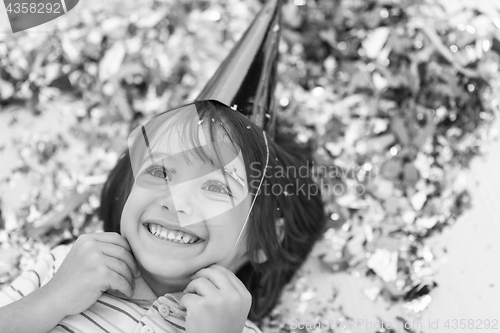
[144,223,204,245]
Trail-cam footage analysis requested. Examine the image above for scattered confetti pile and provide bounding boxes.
[1,0,500,332]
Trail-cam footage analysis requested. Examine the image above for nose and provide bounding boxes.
[157,183,194,217]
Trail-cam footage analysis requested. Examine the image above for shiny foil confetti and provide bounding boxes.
[0,0,499,332]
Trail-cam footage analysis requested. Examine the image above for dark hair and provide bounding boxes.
[98,100,326,322]
[98,151,133,233]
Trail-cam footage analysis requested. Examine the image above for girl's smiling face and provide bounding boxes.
[121,110,253,295]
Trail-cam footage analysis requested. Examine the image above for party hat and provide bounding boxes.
[196,0,282,138]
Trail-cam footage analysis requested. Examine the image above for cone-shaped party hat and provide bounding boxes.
[196,0,282,138]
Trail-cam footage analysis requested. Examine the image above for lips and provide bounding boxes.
[145,223,202,244]
[142,219,205,245]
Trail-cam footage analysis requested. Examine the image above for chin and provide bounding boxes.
[138,256,201,279]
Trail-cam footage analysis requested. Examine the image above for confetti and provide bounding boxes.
[0,0,499,332]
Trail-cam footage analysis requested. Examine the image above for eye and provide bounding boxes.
[145,165,172,181]
[202,180,233,197]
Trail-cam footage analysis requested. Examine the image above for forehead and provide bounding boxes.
[128,104,243,179]
[145,106,208,155]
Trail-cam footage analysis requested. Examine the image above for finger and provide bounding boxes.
[192,266,237,292]
[100,242,140,278]
[105,256,135,291]
[91,232,132,252]
[106,268,134,298]
[179,292,201,311]
[184,277,218,296]
[208,264,244,292]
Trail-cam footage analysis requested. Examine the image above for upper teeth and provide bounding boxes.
[147,224,200,244]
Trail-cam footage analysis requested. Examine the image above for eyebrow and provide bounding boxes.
[142,153,177,174]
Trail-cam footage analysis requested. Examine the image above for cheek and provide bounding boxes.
[208,194,252,232]
[121,191,149,235]
[122,187,149,218]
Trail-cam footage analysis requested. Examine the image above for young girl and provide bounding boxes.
[0,100,326,332]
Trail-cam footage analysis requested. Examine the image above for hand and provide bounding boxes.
[180,265,252,333]
[43,232,140,316]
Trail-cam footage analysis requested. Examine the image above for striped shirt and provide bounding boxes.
[0,244,262,333]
